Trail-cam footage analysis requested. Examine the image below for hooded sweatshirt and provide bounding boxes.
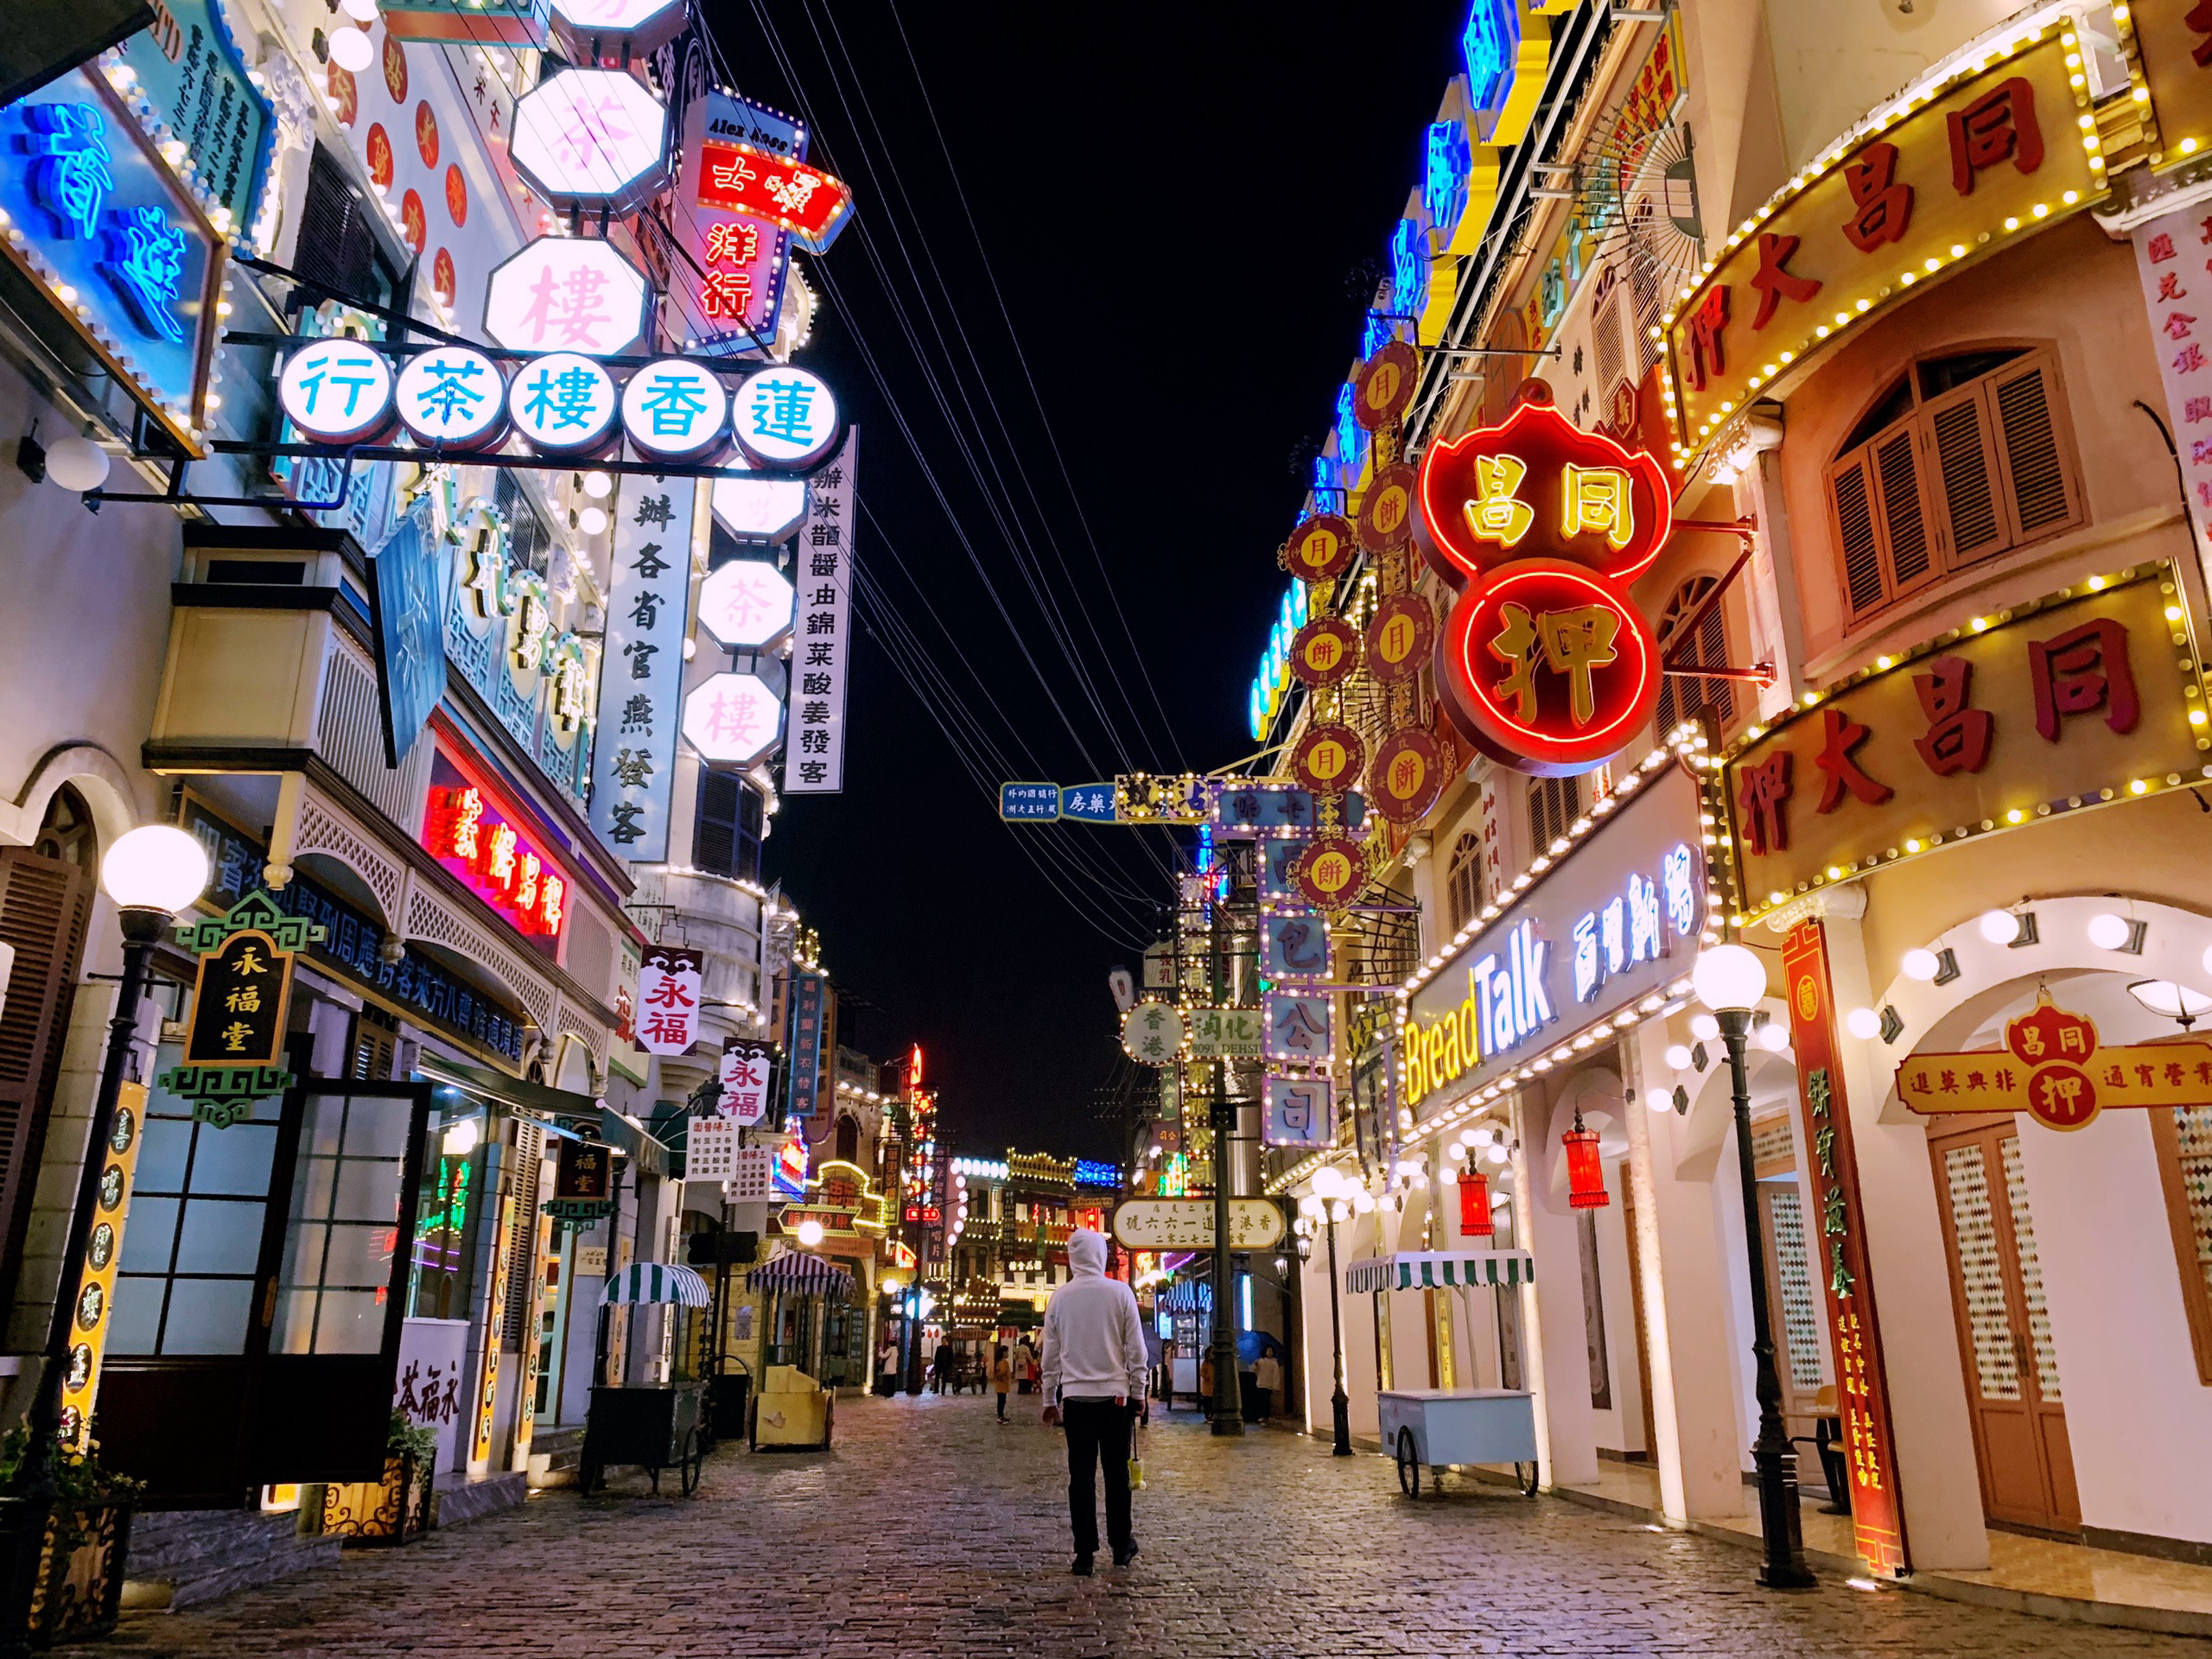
[1039,1229,1148,1403]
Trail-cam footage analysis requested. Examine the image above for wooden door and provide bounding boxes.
[1929,1120,2080,1535]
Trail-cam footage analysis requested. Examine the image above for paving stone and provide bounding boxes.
[60,1391,2212,1657]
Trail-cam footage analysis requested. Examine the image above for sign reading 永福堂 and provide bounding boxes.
[1399,761,1704,1113]
[158,892,327,1126]
[591,478,697,861]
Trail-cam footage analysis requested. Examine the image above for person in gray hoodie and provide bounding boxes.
[1039,1228,1147,1575]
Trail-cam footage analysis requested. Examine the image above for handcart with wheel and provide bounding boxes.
[581,1262,715,1496]
[1347,1251,1541,1499]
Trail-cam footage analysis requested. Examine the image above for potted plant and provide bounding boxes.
[320,1414,437,1548]
[0,1424,141,1648]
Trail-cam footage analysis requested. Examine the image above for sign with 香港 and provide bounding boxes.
[784,430,855,793]
[590,476,696,861]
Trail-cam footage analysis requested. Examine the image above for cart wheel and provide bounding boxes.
[1395,1428,1421,1499]
[1516,1459,1540,1498]
[680,1428,704,1497]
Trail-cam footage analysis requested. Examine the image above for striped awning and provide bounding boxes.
[1344,1251,1535,1295]
[749,1250,855,1297]
[601,1262,712,1307]
[1158,1276,1212,1314]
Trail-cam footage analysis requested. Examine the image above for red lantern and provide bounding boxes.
[1563,1111,1609,1210]
[1458,1168,1494,1237]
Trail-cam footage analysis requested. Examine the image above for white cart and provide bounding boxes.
[1348,1251,1540,1499]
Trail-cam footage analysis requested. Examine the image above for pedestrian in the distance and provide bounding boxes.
[876,1336,899,1397]
[1039,1229,1147,1576]
[992,1343,1014,1421]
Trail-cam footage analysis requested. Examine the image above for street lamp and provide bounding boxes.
[1694,942,1815,1591]
[1,825,207,1649]
[1306,1172,1352,1457]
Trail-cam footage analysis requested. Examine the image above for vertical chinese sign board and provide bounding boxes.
[545,1136,615,1227]
[784,969,825,1121]
[2133,207,2212,556]
[636,946,703,1055]
[785,430,855,794]
[157,891,325,1127]
[1782,919,1908,1576]
[59,1082,145,1451]
[591,478,697,861]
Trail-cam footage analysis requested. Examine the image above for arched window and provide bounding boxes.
[1824,345,2082,620]
[834,1113,859,1165]
[33,785,96,874]
[1528,775,1583,857]
[1446,833,1483,932]
[1656,575,1733,740]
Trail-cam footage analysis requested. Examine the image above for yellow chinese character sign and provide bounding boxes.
[159,889,325,1127]
[1897,991,2212,1134]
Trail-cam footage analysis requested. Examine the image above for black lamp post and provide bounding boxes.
[1321,1206,1351,1455]
[1694,943,1815,1592]
[0,825,207,1652]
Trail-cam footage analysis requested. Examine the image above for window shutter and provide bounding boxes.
[295,143,378,305]
[1923,384,2008,566]
[1871,426,1934,593]
[1990,355,2081,543]
[501,1123,543,1349]
[0,849,91,1299]
[1829,454,1889,617]
[695,770,741,877]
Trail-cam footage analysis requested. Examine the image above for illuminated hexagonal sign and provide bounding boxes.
[683,671,783,766]
[510,68,671,217]
[484,235,649,358]
[549,0,690,61]
[711,463,808,543]
[697,560,796,651]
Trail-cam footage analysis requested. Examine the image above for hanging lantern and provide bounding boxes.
[1564,1110,1609,1210]
[1457,1168,1494,1238]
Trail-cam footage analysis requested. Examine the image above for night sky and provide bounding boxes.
[725,2,1469,1160]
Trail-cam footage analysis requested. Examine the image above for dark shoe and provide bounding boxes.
[1112,1542,1139,1567]
[1071,1554,1094,1577]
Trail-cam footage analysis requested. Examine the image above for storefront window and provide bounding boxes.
[273,1088,414,1355]
[408,1145,479,1321]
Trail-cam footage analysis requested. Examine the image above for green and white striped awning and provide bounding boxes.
[1344,1251,1535,1295]
[601,1262,713,1307]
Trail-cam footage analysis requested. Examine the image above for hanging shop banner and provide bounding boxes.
[1263,992,1332,1065]
[58,1080,144,1452]
[1262,1074,1336,1151]
[687,1115,739,1183]
[544,1135,615,1226]
[784,429,855,793]
[636,944,703,1055]
[1185,1007,1262,1062]
[1662,31,2101,454]
[1419,382,1667,776]
[591,475,697,861]
[1782,918,1909,1577]
[772,1128,810,1198]
[1111,1198,1285,1251]
[368,508,450,768]
[423,752,569,954]
[1214,784,1365,837]
[1401,760,1704,1112]
[728,1143,772,1205]
[999,783,1060,822]
[1719,563,2209,927]
[1896,993,2212,1133]
[0,67,224,453]
[315,22,512,308]
[784,968,826,1118]
[1292,837,1366,909]
[115,0,275,236]
[692,134,852,253]
[182,794,527,1063]
[671,85,799,355]
[2133,208,2212,554]
[378,0,550,42]
[158,891,325,1126]
[719,1038,774,1126]
[1262,914,1332,980]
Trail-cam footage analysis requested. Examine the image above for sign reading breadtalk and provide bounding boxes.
[1897,994,2212,1133]
[1661,28,2102,459]
[1399,758,1707,1115]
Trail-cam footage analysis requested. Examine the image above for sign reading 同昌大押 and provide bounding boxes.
[1720,565,2210,925]
[591,477,696,861]
[1896,993,2212,1134]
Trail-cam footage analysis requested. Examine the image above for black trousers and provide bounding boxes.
[1061,1397,1135,1555]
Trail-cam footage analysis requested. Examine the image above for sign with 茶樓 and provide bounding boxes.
[1401,761,1704,1113]
[1720,564,2210,925]
[0,69,223,452]
[636,945,703,1055]
[1111,1198,1284,1252]
[158,891,326,1126]
[591,476,696,860]
[785,430,855,793]
[720,1039,774,1127]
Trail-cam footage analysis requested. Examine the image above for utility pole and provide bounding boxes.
[1207,891,1243,1438]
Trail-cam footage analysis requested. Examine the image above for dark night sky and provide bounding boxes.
[722,2,1468,1160]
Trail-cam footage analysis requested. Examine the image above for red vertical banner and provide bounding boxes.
[1781,918,1910,1575]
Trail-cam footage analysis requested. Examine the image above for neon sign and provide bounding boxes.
[1420,382,1668,775]
[1570,843,1698,1004]
[425,765,567,944]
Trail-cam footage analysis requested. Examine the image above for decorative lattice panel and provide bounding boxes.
[402,886,554,1028]
[1944,1142,2020,1401]
[295,791,408,925]
[1769,1186,1825,1390]
[2002,1135,2061,1402]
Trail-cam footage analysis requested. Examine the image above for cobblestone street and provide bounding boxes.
[62,1391,2212,1659]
